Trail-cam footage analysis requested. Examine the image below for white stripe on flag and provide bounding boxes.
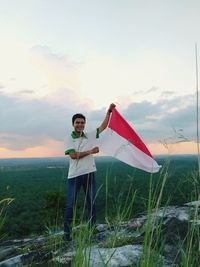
[99,128,161,173]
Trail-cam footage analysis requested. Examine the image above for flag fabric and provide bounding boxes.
[99,108,161,173]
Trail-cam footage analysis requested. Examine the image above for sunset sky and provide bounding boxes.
[1,0,200,158]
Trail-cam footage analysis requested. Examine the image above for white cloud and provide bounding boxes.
[30,45,81,97]
[0,83,4,89]
[0,89,197,152]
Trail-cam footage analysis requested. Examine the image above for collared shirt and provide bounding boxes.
[64,129,99,179]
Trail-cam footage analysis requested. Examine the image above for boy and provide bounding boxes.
[64,103,115,241]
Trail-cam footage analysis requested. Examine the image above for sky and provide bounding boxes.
[1,0,200,158]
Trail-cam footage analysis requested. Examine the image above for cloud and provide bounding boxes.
[0,44,83,107]
[161,90,175,97]
[9,77,16,81]
[27,45,97,108]
[82,93,197,146]
[19,89,34,95]
[0,45,101,152]
[145,86,160,94]
[29,45,81,94]
[0,92,90,150]
[122,101,162,123]
[0,83,4,89]
[120,94,196,143]
[0,87,197,153]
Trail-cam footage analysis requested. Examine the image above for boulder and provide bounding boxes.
[1,201,200,266]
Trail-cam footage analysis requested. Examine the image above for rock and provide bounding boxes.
[2,200,200,266]
[21,251,52,265]
[0,235,54,267]
[185,200,200,207]
[0,247,17,262]
[87,245,143,267]
[54,245,143,267]
[53,251,75,266]
[122,216,146,230]
[163,244,180,265]
[0,255,22,267]
[0,250,52,267]
[95,224,107,232]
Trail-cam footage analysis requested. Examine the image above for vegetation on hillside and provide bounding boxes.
[0,156,198,238]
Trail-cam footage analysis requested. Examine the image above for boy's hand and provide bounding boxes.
[90,146,99,154]
[108,103,116,113]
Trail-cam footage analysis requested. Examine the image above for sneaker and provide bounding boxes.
[65,235,72,242]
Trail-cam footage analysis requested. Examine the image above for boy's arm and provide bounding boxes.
[99,103,116,133]
[68,147,99,159]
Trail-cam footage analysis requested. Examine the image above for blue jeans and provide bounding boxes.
[64,172,96,238]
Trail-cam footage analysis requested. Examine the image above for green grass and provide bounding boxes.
[0,156,199,238]
[1,156,200,266]
[0,198,14,241]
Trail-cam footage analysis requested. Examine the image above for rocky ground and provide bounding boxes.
[1,201,200,267]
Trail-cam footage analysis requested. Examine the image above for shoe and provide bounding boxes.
[65,235,72,242]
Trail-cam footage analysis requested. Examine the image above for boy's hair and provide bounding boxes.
[72,113,86,124]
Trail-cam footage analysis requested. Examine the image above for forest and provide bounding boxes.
[0,155,198,238]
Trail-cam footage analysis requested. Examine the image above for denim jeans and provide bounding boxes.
[64,172,96,238]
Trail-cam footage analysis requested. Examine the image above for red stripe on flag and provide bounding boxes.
[108,108,153,158]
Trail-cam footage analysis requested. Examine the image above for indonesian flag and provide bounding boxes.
[99,108,161,173]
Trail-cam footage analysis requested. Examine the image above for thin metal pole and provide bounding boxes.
[195,44,200,177]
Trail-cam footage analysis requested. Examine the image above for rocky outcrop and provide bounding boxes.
[1,201,200,266]
[0,236,52,267]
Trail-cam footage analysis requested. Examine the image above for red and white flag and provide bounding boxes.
[99,108,161,173]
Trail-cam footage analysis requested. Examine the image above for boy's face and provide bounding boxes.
[73,118,85,133]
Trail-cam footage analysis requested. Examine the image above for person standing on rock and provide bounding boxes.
[64,103,116,241]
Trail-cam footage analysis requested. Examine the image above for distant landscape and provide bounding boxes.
[0,155,198,239]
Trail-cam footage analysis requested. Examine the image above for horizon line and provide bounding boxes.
[0,154,198,160]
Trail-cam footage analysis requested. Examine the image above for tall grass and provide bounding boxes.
[60,159,171,266]
[179,43,200,267]
[44,47,200,266]
[3,160,200,267]
[178,169,200,267]
[2,156,199,266]
[0,198,14,242]
[136,162,170,267]
[141,49,200,267]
